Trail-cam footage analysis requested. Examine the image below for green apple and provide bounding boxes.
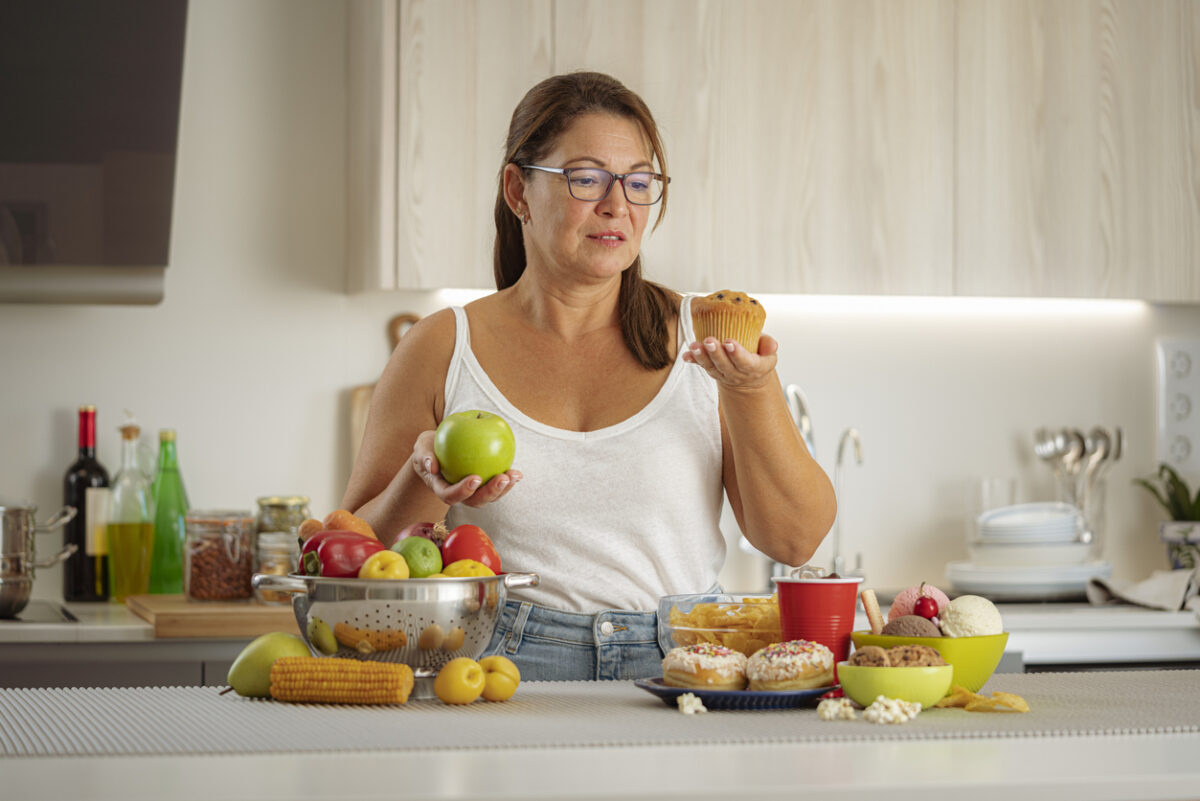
[392,535,443,578]
[226,631,311,697]
[433,410,516,484]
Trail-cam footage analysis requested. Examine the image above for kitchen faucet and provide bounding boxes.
[761,384,819,584]
[832,427,864,577]
[785,384,815,457]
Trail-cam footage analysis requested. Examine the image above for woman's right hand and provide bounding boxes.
[410,430,522,508]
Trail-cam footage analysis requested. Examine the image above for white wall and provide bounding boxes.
[4,1,1197,604]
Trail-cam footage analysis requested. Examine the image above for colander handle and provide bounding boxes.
[501,572,539,589]
[251,573,308,595]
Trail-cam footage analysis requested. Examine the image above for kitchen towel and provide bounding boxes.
[1086,566,1199,611]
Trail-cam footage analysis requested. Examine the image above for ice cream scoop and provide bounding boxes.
[887,582,951,622]
[881,614,942,638]
[939,594,1004,638]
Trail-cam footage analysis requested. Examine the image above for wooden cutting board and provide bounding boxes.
[125,594,300,638]
[349,312,420,467]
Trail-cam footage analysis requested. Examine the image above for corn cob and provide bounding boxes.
[333,622,408,653]
[269,656,414,704]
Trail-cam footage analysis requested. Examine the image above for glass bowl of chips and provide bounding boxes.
[657,593,782,658]
[849,631,1009,693]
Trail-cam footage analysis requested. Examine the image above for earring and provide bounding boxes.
[522,213,530,225]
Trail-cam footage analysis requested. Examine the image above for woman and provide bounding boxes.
[342,71,836,681]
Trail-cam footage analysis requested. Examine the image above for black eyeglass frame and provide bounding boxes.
[519,164,670,206]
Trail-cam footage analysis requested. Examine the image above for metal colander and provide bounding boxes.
[252,571,538,698]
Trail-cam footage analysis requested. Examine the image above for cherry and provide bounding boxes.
[913,595,939,620]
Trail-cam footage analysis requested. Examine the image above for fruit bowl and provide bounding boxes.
[657,593,781,657]
[849,631,1009,693]
[836,662,954,708]
[252,572,537,698]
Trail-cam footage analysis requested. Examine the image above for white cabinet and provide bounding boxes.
[347,0,553,292]
[348,0,1200,300]
[954,0,1200,301]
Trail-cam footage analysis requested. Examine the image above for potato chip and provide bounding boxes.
[934,684,1029,713]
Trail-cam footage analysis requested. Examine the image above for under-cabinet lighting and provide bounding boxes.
[755,294,1147,319]
[438,287,1147,320]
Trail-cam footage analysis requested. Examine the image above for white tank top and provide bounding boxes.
[443,295,726,612]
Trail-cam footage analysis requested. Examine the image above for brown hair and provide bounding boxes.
[493,71,679,371]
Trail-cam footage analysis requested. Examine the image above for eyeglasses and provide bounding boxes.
[520,165,669,206]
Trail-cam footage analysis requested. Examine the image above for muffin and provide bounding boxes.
[691,290,766,353]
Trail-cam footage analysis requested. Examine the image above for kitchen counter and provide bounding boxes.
[0,601,278,688]
[1,671,1197,801]
[1,601,1197,690]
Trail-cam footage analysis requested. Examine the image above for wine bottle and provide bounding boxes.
[63,405,111,602]
[107,420,155,603]
[148,429,189,594]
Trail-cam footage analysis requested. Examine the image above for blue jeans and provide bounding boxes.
[481,600,663,681]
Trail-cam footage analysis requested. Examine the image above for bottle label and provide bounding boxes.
[85,487,112,556]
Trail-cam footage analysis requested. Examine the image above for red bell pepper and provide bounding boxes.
[315,532,385,578]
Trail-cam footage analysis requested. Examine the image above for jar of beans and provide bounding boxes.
[184,511,255,601]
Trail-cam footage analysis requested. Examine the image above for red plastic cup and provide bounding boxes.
[772,576,864,665]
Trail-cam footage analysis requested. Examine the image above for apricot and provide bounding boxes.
[297,518,325,541]
[322,509,377,540]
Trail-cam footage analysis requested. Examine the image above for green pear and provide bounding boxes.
[227,631,311,697]
[307,617,337,655]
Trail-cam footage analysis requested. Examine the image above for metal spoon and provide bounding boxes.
[1059,428,1087,505]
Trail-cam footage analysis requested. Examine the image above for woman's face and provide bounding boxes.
[516,113,655,283]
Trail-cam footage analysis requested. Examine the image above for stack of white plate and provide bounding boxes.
[948,502,1112,601]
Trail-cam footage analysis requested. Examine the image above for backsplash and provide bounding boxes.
[2,0,1198,603]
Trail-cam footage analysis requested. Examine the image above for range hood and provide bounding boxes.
[0,0,187,305]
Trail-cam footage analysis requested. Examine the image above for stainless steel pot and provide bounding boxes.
[0,503,78,618]
[252,571,539,698]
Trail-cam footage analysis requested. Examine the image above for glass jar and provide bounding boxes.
[183,511,254,601]
[254,531,299,604]
[255,495,310,539]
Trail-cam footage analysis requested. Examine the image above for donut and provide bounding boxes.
[661,643,748,691]
[746,639,835,691]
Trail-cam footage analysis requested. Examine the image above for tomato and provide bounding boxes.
[299,530,373,576]
[440,524,501,574]
[315,532,384,578]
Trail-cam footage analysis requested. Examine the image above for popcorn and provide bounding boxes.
[816,697,857,721]
[676,693,707,715]
[862,695,922,725]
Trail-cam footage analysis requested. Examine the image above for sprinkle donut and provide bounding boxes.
[746,639,835,691]
[661,643,748,691]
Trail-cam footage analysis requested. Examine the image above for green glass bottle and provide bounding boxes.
[148,429,189,594]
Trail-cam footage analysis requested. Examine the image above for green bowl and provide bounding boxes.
[836,662,954,708]
[849,631,1009,693]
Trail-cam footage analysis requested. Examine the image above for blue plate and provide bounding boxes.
[634,677,837,710]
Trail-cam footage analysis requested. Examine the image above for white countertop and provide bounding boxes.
[2,673,1198,801]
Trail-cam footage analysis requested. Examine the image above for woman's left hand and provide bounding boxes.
[682,335,779,391]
